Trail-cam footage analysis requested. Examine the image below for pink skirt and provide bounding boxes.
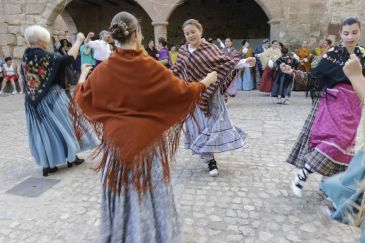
[309,83,361,165]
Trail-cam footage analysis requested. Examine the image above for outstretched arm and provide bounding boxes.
[280,63,308,86]
[68,33,85,60]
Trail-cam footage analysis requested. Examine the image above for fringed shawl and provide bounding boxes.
[72,49,205,193]
[172,40,240,115]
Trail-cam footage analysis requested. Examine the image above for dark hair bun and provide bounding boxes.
[109,12,139,44]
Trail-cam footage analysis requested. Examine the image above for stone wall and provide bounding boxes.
[1,0,365,59]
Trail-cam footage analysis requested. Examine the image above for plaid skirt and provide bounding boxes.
[286,98,347,176]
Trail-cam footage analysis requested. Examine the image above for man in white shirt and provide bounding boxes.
[85,30,112,66]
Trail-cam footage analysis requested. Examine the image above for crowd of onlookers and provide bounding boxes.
[0,28,334,97]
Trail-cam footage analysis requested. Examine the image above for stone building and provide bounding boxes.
[0,0,365,59]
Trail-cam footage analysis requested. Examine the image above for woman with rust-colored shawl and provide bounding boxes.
[73,12,217,243]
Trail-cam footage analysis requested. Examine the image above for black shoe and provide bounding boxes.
[207,159,219,177]
[42,167,58,177]
[67,156,85,167]
[74,156,85,165]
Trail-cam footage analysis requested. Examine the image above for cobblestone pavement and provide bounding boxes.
[0,91,360,243]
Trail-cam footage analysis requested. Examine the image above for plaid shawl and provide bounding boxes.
[172,40,241,115]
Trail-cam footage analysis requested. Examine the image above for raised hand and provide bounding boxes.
[87,32,95,39]
[280,63,293,75]
[76,32,85,43]
[343,54,362,78]
[245,57,256,67]
[78,64,93,84]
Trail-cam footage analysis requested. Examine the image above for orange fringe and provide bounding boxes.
[69,85,203,194]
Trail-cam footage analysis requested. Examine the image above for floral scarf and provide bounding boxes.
[21,48,55,105]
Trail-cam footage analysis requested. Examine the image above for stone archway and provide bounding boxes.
[41,0,154,43]
[166,0,280,47]
[51,10,78,43]
[143,0,284,46]
[40,0,284,47]
[7,0,361,59]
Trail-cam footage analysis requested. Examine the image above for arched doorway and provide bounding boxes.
[51,10,78,43]
[46,0,154,45]
[168,0,270,49]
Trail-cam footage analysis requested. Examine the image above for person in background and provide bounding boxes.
[84,30,112,66]
[0,57,18,95]
[254,39,270,78]
[219,37,242,97]
[295,40,312,91]
[236,40,255,91]
[158,37,172,68]
[271,46,299,104]
[59,39,71,56]
[146,40,158,59]
[80,41,96,66]
[312,39,333,69]
[170,45,178,65]
[256,40,281,94]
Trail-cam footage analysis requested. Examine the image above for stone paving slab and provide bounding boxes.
[0,91,360,242]
[6,177,61,198]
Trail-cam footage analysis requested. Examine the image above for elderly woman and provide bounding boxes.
[73,12,217,242]
[22,25,98,176]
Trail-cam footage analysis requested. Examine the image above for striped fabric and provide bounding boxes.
[172,40,241,115]
[184,92,246,155]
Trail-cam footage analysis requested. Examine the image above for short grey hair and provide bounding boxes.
[24,25,51,47]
